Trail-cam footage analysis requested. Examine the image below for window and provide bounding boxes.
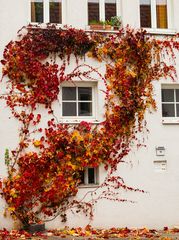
[50,0,62,23]
[140,0,171,29]
[79,168,99,185]
[161,87,179,117]
[31,0,43,22]
[31,0,62,23]
[88,0,120,24]
[105,0,117,21]
[62,87,93,117]
[88,0,100,23]
[60,83,97,120]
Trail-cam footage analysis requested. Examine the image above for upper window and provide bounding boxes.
[31,0,43,22]
[140,0,169,29]
[105,0,117,21]
[31,0,62,24]
[88,0,119,24]
[49,0,62,23]
[162,87,179,117]
[88,0,100,23]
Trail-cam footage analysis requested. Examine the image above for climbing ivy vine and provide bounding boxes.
[0,25,179,225]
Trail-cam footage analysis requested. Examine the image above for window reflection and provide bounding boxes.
[31,0,43,23]
[50,0,62,23]
[105,0,117,21]
[156,0,167,28]
[88,0,100,24]
[140,0,151,28]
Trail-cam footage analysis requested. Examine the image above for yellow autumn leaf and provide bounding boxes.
[85,231,91,236]
[10,188,18,198]
[45,177,53,184]
[10,188,16,195]
[71,130,83,142]
[68,229,75,235]
[27,152,34,157]
[102,46,108,54]
[67,162,77,170]
[86,151,91,157]
[13,175,20,180]
[47,151,53,158]
[33,140,41,147]
[87,52,93,58]
[93,149,98,154]
[8,207,15,212]
[76,157,82,162]
[126,69,137,78]
[87,133,93,140]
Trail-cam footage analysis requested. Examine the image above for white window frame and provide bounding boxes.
[140,0,174,32]
[29,0,66,24]
[59,81,98,123]
[79,167,99,187]
[88,0,121,23]
[161,84,179,124]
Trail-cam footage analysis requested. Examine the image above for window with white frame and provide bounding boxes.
[31,0,62,23]
[161,87,179,117]
[88,0,120,24]
[88,0,100,23]
[31,0,43,22]
[140,0,172,29]
[79,168,99,185]
[61,83,97,119]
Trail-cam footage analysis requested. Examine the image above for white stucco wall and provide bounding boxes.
[0,0,179,230]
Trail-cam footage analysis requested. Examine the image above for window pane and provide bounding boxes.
[31,0,43,23]
[105,0,116,21]
[156,0,168,28]
[162,104,175,117]
[78,87,92,101]
[50,0,62,23]
[79,171,85,184]
[176,104,179,117]
[88,0,100,24]
[62,102,76,116]
[140,0,151,28]
[162,89,174,102]
[176,89,179,102]
[88,168,95,184]
[78,102,92,116]
[62,87,76,100]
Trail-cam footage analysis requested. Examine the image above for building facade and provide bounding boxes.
[0,0,179,230]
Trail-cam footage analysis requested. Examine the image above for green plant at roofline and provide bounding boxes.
[89,20,104,30]
[104,20,112,25]
[0,24,179,226]
[110,16,122,27]
[89,19,104,25]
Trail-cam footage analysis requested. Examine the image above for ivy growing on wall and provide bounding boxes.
[0,25,179,225]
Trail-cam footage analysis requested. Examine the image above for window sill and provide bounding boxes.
[162,118,179,124]
[85,25,120,33]
[143,28,176,36]
[79,184,99,189]
[86,29,119,34]
[27,22,64,29]
[58,119,101,124]
[85,27,176,35]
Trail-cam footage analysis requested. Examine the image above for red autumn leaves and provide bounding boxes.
[1,25,179,225]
